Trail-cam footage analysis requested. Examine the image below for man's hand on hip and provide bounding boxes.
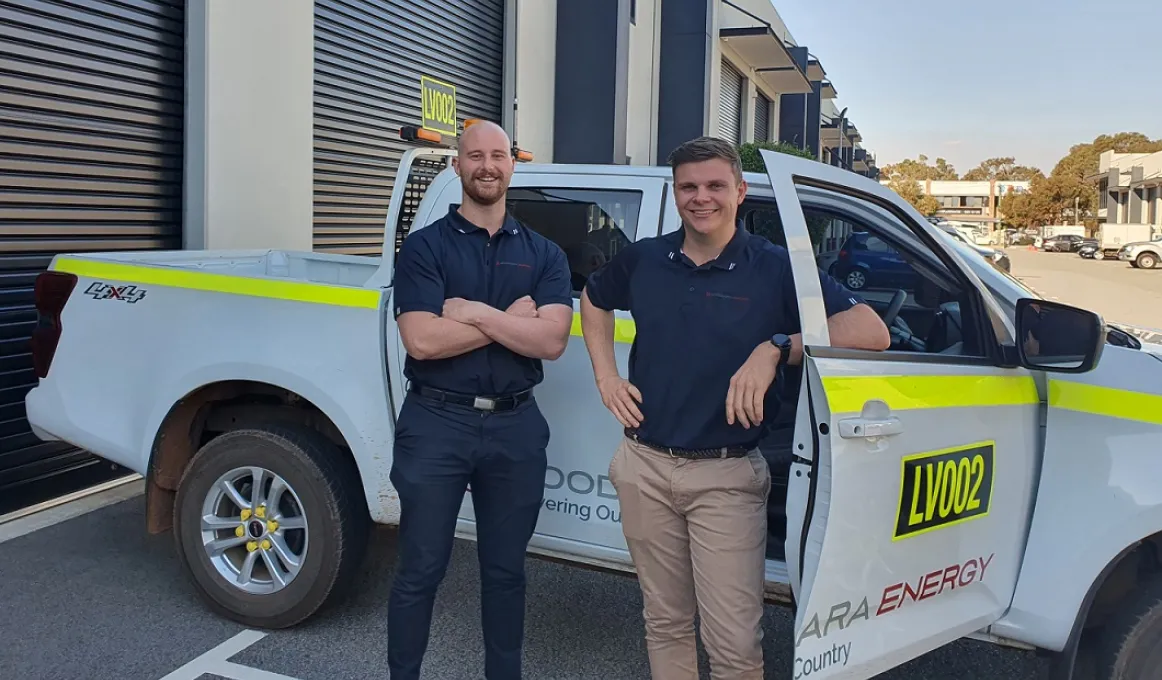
[596,375,644,429]
[726,341,780,429]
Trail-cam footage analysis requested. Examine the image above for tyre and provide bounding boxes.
[173,423,370,628]
[1091,575,1162,679]
[844,269,867,290]
[1136,253,1158,269]
[1094,251,1105,260]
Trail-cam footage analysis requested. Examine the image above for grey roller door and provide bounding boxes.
[0,0,185,504]
[314,0,506,255]
[718,58,743,145]
[754,92,771,142]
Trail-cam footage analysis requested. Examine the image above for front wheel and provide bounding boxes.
[173,424,369,628]
[1091,575,1162,679]
[1136,253,1158,269]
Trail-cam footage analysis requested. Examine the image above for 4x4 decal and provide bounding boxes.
[84,281,147,304]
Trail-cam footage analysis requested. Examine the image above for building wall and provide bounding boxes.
[626,0,662,165]
[514,0,556,162]
[185,0,314,251]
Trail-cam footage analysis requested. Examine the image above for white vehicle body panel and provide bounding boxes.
[991,345,1162,650]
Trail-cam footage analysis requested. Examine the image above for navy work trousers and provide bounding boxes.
[387,391,550,680]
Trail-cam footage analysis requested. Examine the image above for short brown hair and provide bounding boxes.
[667,136,743,183]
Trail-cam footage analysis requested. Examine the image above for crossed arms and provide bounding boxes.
[398,296,573,361]
[393,233,574,362]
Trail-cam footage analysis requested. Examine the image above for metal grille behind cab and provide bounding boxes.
[394,156,449,253]
[0,0,185,496]
[314,0,505,256]
[718,58,743,145]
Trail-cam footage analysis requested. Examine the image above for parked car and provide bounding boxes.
[1078,239,1100,258]
[22,145,1162,679]
[829,231,919,290]
[1041,234,1085,252]
[939,225,1011,272]
[1119,236,1162,269]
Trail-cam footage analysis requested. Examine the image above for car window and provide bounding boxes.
[505,187,642,295]
[811,205,984,358]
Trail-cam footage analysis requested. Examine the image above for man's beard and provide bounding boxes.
[461,173,508,206]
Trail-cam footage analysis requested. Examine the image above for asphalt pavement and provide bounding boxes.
[1,484,1047,680]
[1006,246,1162,338]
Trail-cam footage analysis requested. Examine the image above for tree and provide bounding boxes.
[886,176,941,216]
[879,154,959,181]
[962,157,1044,182]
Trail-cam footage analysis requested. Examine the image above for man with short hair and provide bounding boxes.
[579,136,889,679]
[389,120,574,680]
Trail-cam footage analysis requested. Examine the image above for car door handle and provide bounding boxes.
[838,416,903,439]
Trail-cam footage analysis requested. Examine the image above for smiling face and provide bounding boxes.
[453,121,515,206]
[667,137,747,240]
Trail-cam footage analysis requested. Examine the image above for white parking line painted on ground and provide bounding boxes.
[0,475,144,544]
[158,629,305,680]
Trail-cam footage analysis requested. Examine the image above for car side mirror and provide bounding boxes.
[1014,298,1105,373]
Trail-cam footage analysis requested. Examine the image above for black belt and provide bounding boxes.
[625,429,754,460]
[409,383,532,412]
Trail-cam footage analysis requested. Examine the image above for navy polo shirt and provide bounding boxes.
[392,206,574,396]
[584,224,863,450]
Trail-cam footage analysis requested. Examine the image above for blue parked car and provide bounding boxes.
[829,231,918,291]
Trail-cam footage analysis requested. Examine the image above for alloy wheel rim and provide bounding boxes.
[199,466,309,595]
[847,271,865,288]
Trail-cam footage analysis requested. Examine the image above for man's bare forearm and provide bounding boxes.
[829,303,891,351]
[472,304,571,360]
[579,290,619,382]
[778,304,889,366]
[398,313,492,360]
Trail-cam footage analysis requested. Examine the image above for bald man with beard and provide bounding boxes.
[388,120,574,680]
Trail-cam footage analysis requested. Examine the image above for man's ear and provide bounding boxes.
[452,157,462,175]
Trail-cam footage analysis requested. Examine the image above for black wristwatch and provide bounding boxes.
[770,333,792,366]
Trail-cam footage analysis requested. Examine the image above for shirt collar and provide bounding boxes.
[445,205,521,236]
[667,221,749,271]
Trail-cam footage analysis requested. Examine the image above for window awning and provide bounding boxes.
[719,26,813,95]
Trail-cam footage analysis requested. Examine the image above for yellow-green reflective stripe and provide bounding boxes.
[53,257,381,309]
[569,313,637,344]
[1049,380,1162,426]
[821,375,1039,414]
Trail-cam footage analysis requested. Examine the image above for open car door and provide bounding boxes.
[759,149,1042,679]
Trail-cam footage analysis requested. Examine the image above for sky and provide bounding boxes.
[771,0,1162,176]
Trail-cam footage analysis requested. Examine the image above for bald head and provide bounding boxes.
[453,120,515,207]
[459,120,511,155]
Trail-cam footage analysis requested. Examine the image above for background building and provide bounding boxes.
[880,179,1031,230]
[1094,150,1162,226]
[0,0,874,506]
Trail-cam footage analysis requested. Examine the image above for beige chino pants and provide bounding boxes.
[609,436,771,680]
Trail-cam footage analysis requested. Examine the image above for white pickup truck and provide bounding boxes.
[25,146,1162,679]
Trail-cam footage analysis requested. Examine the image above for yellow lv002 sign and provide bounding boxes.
[421,76,457,137]
[893,441,995,540]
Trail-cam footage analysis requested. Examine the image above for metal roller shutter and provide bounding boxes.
[0,0,185,505]
[754,92,770,142]
[718,58,743,145]
[314,0,506,255]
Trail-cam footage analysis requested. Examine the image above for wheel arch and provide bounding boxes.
[1046,532,1162,678]
[143,379,367,535]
